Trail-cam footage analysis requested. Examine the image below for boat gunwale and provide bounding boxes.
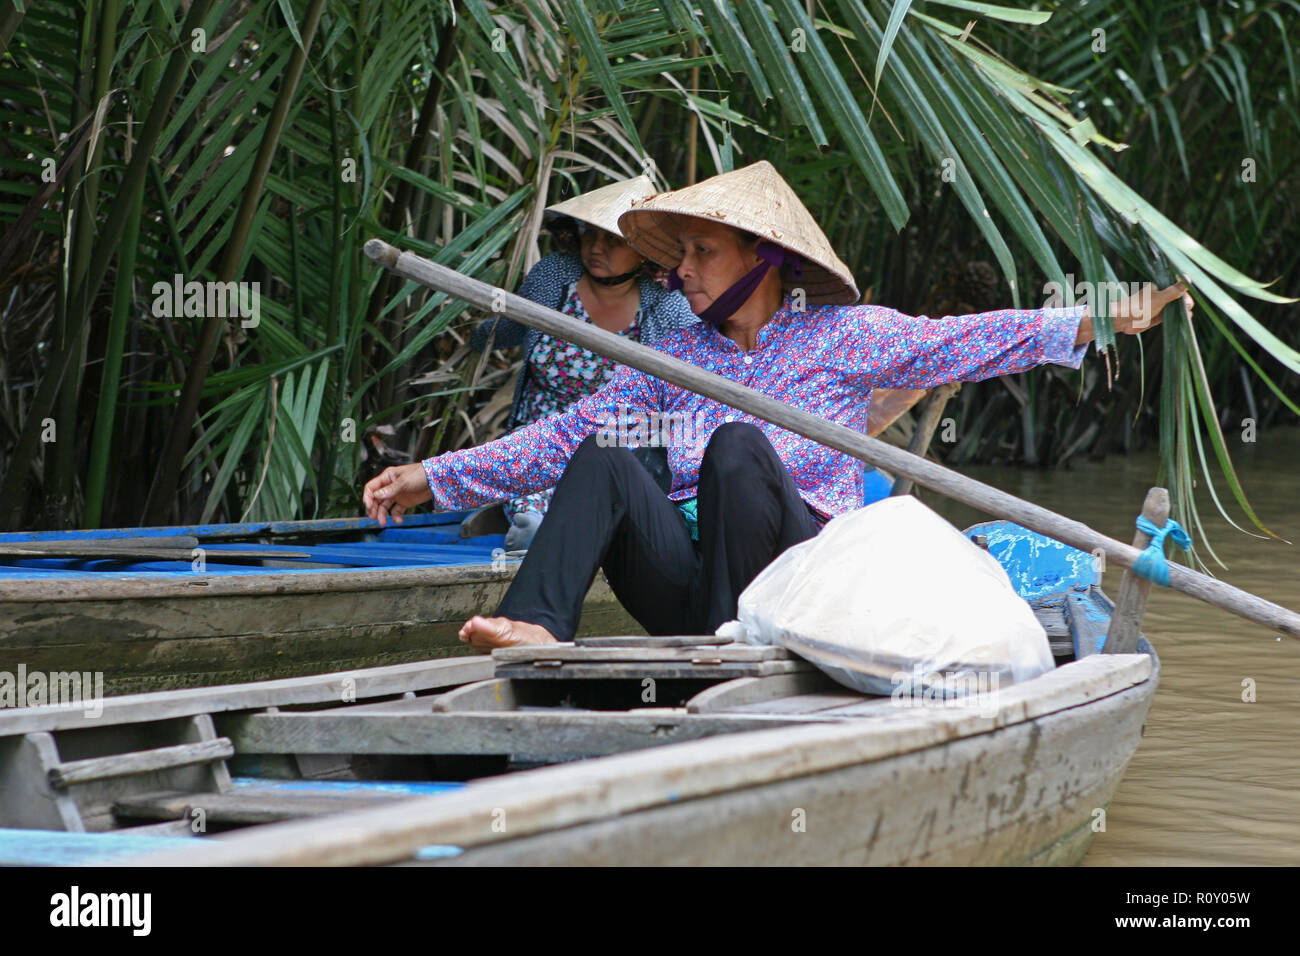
[118,646,1157,867]
[0,657,495,736]
[0,511,460,544]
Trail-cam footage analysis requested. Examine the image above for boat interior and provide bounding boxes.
[0,519,1154,864]
[0,613,1150,864]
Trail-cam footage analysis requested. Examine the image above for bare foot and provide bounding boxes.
[458,615,558,652]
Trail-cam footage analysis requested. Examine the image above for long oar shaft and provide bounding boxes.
[365,238,1299,641]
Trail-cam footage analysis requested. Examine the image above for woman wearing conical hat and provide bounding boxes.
[463,175,696,549]
[364,161,1190,650]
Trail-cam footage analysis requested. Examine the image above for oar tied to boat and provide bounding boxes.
[364,237,1300,644]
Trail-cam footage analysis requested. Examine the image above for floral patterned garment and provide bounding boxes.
[424,296,1089,520]
[505,280,640,518]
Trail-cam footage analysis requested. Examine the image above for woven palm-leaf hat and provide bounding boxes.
[617,160,858,305]
[544,174,657,238]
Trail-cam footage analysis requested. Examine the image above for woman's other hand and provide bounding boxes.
[363,463,433,526]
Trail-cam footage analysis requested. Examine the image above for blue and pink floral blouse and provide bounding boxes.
[425,297,1089,520]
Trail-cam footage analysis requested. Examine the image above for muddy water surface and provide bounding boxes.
[928,426,1299,865]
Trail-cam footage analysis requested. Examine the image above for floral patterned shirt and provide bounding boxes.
[424,297,1089,519]
[507,281,639,518]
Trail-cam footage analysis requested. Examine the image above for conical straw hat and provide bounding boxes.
[544,175,657,238]
[617,161,858,305]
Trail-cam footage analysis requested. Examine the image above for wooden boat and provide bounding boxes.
[0,520,1158,866]
[0,511,637,697]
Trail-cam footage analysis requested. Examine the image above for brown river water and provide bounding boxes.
[929,424,1299,865]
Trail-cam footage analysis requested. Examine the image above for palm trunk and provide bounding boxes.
[49,0,121,526]
[371,2,460,415]
[83,2,168,528]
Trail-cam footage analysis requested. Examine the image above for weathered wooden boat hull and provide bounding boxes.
[426,645,1156,866]
[0,644,1157,866]
[0,512,640,696]
[0,569,636,696]
[0,519,1159,866]
[49,639,1148,867]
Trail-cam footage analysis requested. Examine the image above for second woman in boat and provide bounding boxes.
[465,175,697,550]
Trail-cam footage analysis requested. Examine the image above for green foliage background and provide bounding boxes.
[1,0,1296,565]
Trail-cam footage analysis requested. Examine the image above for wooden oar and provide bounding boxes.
[364,238,1300,641]
[0,536,204,562]
[0,535,201,552]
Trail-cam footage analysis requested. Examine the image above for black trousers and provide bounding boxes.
[496,422,824,640]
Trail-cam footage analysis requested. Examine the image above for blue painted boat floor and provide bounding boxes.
[2,779,468,864]
[0,828,195,865]
[963,519,1098,600]
[0,509,515,580]
[230,777,465,796]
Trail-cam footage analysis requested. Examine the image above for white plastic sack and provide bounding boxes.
[718,496,1054,696]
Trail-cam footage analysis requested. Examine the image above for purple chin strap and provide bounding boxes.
[668,241,802,328]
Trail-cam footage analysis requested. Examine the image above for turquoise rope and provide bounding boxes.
[678,497,699,542]
[1131,514,1192,586]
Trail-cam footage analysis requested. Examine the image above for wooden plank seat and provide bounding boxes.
[1031,600,1073,658]
[685,672,844,713]
[47,739,235,789]
[220,710,839,763]
[574,635,731,648]
[492,639,810,682]
[492,641,792,663]
[493,660,812,680]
